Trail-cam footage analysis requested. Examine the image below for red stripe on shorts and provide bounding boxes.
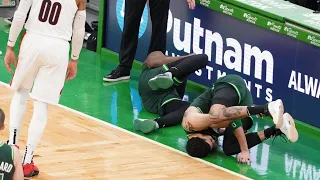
[60,87,64,96]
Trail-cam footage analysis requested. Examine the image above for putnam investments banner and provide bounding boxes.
[105,0,320,128]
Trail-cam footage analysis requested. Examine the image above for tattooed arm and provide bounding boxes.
[182,104,252,132]
[208,104,250,123]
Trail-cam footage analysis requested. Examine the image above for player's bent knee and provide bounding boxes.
[182,108,197,132]
[182,107,209,132]
[182,116,193,132]
[195,54,208,66]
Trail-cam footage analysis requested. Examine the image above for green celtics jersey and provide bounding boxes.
[212,74,250,105]
[0,142,15,180]
[191,74,253,113]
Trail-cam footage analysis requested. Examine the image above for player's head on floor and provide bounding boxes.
[186,133,218,158]
[0,108,5,131]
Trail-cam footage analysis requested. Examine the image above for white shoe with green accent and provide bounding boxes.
[148,72,173,90]
[133,118,157,134]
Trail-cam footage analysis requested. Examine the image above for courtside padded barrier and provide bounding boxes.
[218,0,320,32]
[102,0,320,128]
[197,0,320,47]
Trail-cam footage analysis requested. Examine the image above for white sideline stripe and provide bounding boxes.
[0,81,251,180]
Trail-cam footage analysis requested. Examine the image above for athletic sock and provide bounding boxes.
[264,125,277,139]
[23,100,48,165]
[8,88,29,145]
[23,144,35,164]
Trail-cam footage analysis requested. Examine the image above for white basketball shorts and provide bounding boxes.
[10,32,70,105]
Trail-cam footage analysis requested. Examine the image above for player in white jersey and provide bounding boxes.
[4,0,86,177]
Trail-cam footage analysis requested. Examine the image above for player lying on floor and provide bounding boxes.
[0,108,24,180]
[133,51,208,134]
[182,74,298,162]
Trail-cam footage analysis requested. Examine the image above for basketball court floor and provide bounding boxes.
[0,18,319,180]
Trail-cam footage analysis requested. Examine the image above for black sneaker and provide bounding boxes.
[4,17,13,25]
[103,68,130,82]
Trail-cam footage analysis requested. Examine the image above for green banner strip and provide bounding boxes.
[196,0,320,48]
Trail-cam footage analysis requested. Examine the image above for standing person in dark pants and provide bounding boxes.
[103,0,196,82]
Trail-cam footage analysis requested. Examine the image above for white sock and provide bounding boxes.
[23,100,48,165]
[9,88,29,146]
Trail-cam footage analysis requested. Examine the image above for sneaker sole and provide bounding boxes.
[24,171,39,179]
[283,113,299,142]
[148,76,173,90]
[270,99,284,129]
[133,119,156,134]
[103,76,130,82]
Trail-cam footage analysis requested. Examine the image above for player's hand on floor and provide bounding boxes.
[4,46,17,73]
[237,151,251,164]
[66,59,78,81]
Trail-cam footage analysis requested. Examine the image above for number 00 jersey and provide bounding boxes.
[25,0,78,41]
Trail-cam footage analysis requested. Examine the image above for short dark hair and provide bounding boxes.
[0,108,5,128]
[186,137,211,158]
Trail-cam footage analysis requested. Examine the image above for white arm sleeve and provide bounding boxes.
[71,10,86,60]
[7,0,32,47]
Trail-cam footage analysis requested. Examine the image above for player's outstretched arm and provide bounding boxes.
[71,0,86,61]
[7,0,32,48]
[233,127,251,163]
[208,104,250,123]
[66,0,86,81]
[182,105,252,132]
[12,146,23,180]
[5,0,32,73]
